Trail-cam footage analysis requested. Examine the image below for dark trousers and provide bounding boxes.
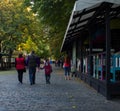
[33,72,36,84]
[45,74,51,84]
[29,67,36,85]
[17,70,23,83]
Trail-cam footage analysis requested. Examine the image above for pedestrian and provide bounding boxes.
[41,59,52,84]
[15,53,26,84]
[63,55,71,80]
[27,51,40,85]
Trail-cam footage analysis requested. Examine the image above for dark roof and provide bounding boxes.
[61,0,120,52]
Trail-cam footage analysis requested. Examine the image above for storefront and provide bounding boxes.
[61,0,120,99]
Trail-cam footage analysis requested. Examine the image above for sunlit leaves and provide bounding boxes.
[0,1,27,54]
[24,0,76,58]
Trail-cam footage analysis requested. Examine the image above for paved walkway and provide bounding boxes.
[0,65,120,111]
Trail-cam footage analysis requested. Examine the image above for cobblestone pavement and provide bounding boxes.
[0,65,120,111]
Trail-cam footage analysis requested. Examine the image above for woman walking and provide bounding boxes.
[63,55,71,80]
[15,53,26,84]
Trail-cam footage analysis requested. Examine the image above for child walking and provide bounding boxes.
[41,59,52,84]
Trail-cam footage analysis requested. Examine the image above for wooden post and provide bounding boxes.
[88,28,93,77]
[105,6,111,100]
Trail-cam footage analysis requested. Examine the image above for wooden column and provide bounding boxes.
[72,41,77,67]
[88,28,93,76]
[80,41,83,73]
[105,6,111,100]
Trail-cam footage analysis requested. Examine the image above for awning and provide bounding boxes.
[61,0,120,52]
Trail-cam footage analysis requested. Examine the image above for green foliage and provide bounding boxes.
[0,0,29,53]
[0,0,50,58]
[27,0,76,59]
[0,0,76,59]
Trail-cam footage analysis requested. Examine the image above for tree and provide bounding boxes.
[0,0,49,57]
[0,0,48,68]
[0,0,28,54]
[24,0,76,59]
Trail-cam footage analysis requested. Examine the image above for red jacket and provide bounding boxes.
[63,62,70,67]
[15,57,25,70]
[43,63,52,75]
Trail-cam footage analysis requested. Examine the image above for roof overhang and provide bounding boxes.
[61,0,120,52]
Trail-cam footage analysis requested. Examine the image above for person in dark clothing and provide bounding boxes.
[15,53,26,84]
[27,51,40,85]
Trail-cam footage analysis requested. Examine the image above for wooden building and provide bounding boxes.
[61,0,120,99]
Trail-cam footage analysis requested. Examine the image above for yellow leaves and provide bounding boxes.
[14,14,20,19]
[72,105,77,109]
[24,28,29,34]
[69,95,74,99]
[68,95,77,109]
[27,7,31,12]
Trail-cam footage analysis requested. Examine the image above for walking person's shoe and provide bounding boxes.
[48,81,50,84]
[18,82,22,85]
[65,76,67,80]
[33,82,35,85]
